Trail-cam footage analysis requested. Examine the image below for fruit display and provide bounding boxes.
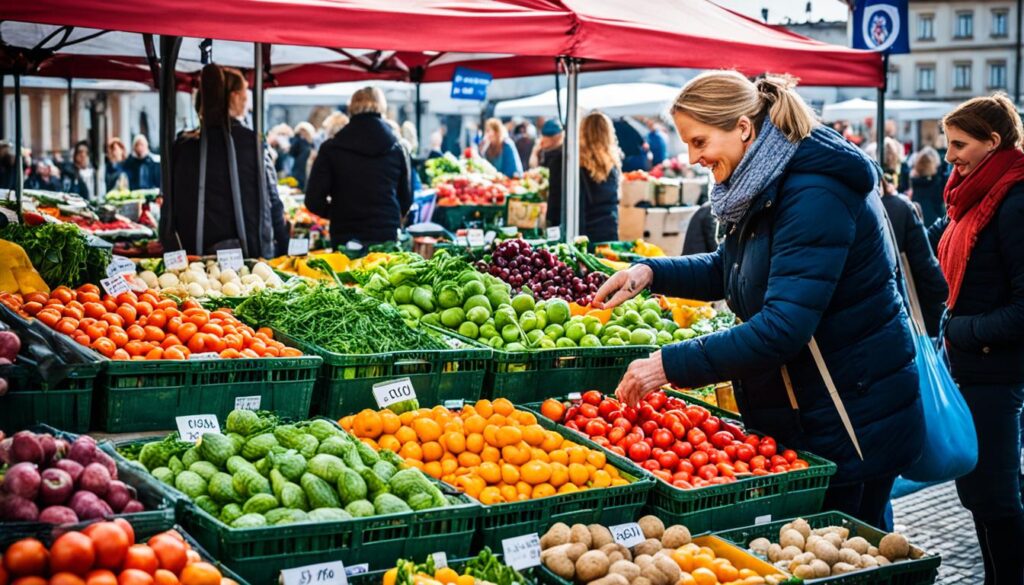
[0,327,19,395]
[383,548,525,585]
[538,516,784,585]
[742,518,923,579]
[339,399,632,505]
[129,260,285,299]
[539,391,810,489]
[0,431,147,523]
[0,523,236,585]
[5,286,303,360]
[435,176,510,207]
[125,410,459,527]
[476,240,608,305]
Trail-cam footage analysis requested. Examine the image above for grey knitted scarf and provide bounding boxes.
[710,120,799,224]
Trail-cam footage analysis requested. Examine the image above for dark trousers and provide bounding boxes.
[957,383,1024,585]
[822,474,898,530]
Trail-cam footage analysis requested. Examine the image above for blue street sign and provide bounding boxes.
[450,67,493,101]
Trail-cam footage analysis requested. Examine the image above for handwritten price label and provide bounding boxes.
[288,238,310,256]
[443,399,465,410]
[431,552,448,570]
[342,565,367,578]
[106,255,136,277]
[188,352,220,360]
[372,378,416,409]
[610,522,645,548]
[176,415,220,443]
[547,227,561,241]
[234,396,262,411]
[501,533,541,570]
[164,250,188,271]
[100,274,131,297]
[217,248,244,271]
[281,561,347,585]
[467,229,485,247]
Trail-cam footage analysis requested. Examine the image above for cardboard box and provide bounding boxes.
[664,205,700,236]
[506,199,547,229]
[618,206,646,240]
[621,180,655,207]
[655,180,682,206]
[681,178,707,206]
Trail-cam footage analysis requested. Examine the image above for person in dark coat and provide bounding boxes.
[535,120,565,228]
[681,201,719,255]
[305,87,412,248]
[595,72,923,529]
[289,123,314,191]
[879,173,948,337]
[105,137,128,192]
[25,161,62,191]
[614,118,649,172]
[63,142,97,201]
[479,118,523,178]
[909,146,946,227]
[122,134,161,190]
[928,94,1024,582]
[646,119,669,166]
[162,65,277,258]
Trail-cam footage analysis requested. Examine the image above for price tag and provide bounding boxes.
[280,561,347,585]
[344,240,364,252]
[501,533,542,571]
[547,227,561,241]
[372,378,416,408]
[755,514,772,526]
[484,230,497,244]
[234,395,262,411]
[176,415,221,443]
[431,552,448,570]
[567,392,582,401]
[189,352,220,360]
[467,229,485,247]
[217,248,244,271]
[100,274,132,297]
[106,255,136,277]
[455,236,469,246]
[164,250,188,271]
[343,565,367,578]
[288,238,310,256]
[443,399,465,410]
[610,522,645,548]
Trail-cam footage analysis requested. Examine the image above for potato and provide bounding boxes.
[824,533,844,549]
[765,576,784,585]
[843,537,870,555]
[749,537,772,555]
[805,535,822,549]
[661,525,691,549]
[634,554,654,568]
[542,523,572,549]
[838,548,861,566]
[810,559,831,578]
[633,538,662,557]
[875,555,891,566]
[831,562,858,575]
[599,543,631,563]
[571,524,593,547]
[541,543,571,561]
[608,560,640,582]
[779,546,802,561]
[653,555,680,583]
[788,552,815,571]
[860,554,878,568]
[589,524,614,549]
[867,546,879,557]
[576,550,610,582]
[586,574,628,585]
[793,565,816,579]
[790,518,812,539]
[638,515,665,540]
[767,543,783,562]
[809,540,839,566]
[780,529,805,551]
[879,533,910,561]
[545,552,575,580]
[631,578,653,585]
[779,523,793,539]
[566,543,588,562]
[639,563,669,585]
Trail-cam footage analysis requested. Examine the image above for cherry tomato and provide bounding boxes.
[686,428,707,446]
[628,441,651,463]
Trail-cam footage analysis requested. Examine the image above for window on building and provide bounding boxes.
[887,67,900,96]
[989,61,1008,89]
[954,63,972,90]
[992,10,1008,37]
[917,65,936,92]
[955,11,974,38]
[917,14,935,40]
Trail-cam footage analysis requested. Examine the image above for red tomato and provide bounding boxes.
[701,416,721,435]
[608,427,626,445]
[749,455,768,471]
[582,390,603,406]
[656,451,679,470]
[628,441,651,463]
[672,479,693,489]
[669,421,688,440]
[716,462,736,477]
[652,429,674,449]
[597,399,619,419]
[710,431,734,449]
[585,419,608,437]
[609,446,625,457]
[564,421,579,431]
[684,406,708,427]
[672,441,693,459]
[641,421,659,436]
[612,418,633,432]
[698,464,719,480]
[622,406,638,423]
[689,450,709,468]
[645,390,667,410]
[651,469,672,482]
[686,428,707,446]
[745,435,762,448]
[579,404,599,418]
[638,404,658,421]
[677,459,695,474]
[642,459,661,472]
[724,444,739,461]
[736,443,756,462]
[759,441,778,458]
[770,455,789,468]
[782,449,799,464]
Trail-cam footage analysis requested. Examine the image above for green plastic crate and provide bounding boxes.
[0,359,99,434]
[275,330,490,418]
[474,409,655,550]
[93,354,321,432]
[433,204,508,231]
[715,511,941,585]
[346,554,538,585]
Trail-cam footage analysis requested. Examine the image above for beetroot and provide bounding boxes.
[121,500,144,514]
[38,505,79,524]
[0,331,20,361]
[79,463,111,497]
[0,495,39,521]
[40,468,74,506]
[11,431,43,465]
[69,490,98,509]
[92,450,118,480]
[68,436,97,465]
[2,462,41,500]
[39,434,57,465]
[75,497,112,520]
[54,458,84,485]
[104,480,135,512]
[0,437,11,465]
[54,438,70,461]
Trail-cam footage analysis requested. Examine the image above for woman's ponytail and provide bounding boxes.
[755,75,817,142]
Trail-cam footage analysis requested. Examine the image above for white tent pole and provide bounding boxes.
[563,58,580,241]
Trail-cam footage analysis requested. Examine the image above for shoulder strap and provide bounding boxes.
[808,337,864,461]
[196,131,208,254]
[224,125,249,257]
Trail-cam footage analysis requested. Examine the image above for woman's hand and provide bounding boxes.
[615,350,668,407]
[592,264,654,309]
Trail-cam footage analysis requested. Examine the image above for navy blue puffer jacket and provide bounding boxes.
[640,127,923,484]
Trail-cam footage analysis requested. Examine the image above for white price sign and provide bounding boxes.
[467,229,485,247]
[288,238,310,256]
[547,227,561,241]
[501,533,542,571]
[755,514,773,526]
[217,248,244,271]
[281,561,347,585]
[455,236,469,246]
[100,274,132,297]
[188,352,220,360]
[610,522,645,548]
[234,395,262,411]
[443,399,465,410]
[164,250,188,271]
[342,565,367,578]
[106,255,136,277]
[431,552,448,570]
[567,392,582,401]
[372,378,416,409]
[176,415,220,443]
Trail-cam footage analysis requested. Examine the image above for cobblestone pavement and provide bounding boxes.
[892,481,983,584]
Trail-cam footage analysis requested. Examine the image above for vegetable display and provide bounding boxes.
[0,524,236,585]
[539,391,810,489]
[128,410,458,527]
[476,240,608,305]
[0,240,50,295]
[0,222,111,289]
[8,286,302,360]
[0,431,146,523]
[384,548,526,585]
[339,399,631,505]
[132,260,285,300]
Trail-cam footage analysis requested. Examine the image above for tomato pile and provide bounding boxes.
[435,176,509,206]
[540,390,811,490]
[0,286,302,361]
[0,521,235,585]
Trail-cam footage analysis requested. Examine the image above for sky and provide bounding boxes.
[713,0,850,24]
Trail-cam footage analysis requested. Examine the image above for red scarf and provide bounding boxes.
[938,147,1024,308]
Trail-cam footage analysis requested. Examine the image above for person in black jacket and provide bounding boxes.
[122,135,161,190]
[305,87,412,249]
[162,65,280,259]
[63,142,97,201]
[930,94,1024,583]
[909,146,946,227]
[289,122,314,191]
[681,202,719,255]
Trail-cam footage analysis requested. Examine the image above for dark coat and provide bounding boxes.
[640,126,923,485]
[121,153,161,190]
[911,174,946,228]
[682,202,719,256]
[543,147,619,243]
[929,184,1024,386]
[881,193,947,337]
[105,161,126,192]
[305,113,412,247]
[163,120,276,258]
[289,136,312,191]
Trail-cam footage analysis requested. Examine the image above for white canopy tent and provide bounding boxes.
[493,82,679,118]
[822,97,956,122]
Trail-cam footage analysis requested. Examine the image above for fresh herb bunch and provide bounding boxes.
[0,222,111,288]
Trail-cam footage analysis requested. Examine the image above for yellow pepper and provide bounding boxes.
[0,239,49,294]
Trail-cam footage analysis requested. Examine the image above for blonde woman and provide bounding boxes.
[595,71,923,528]
[910,146,946,226]
[479,117,523,178]
[548,112,621,242]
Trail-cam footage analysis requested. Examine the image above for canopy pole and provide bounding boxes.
[415,81,422,156]
[1,74,5,142]
[253,43,264,139]
[159,36,181,212]
[67,77,74,148]
[562,57,580,241]
[14,73,23,221]
[876,53,888,169]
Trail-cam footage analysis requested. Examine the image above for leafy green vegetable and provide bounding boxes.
[0,221,111,288]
